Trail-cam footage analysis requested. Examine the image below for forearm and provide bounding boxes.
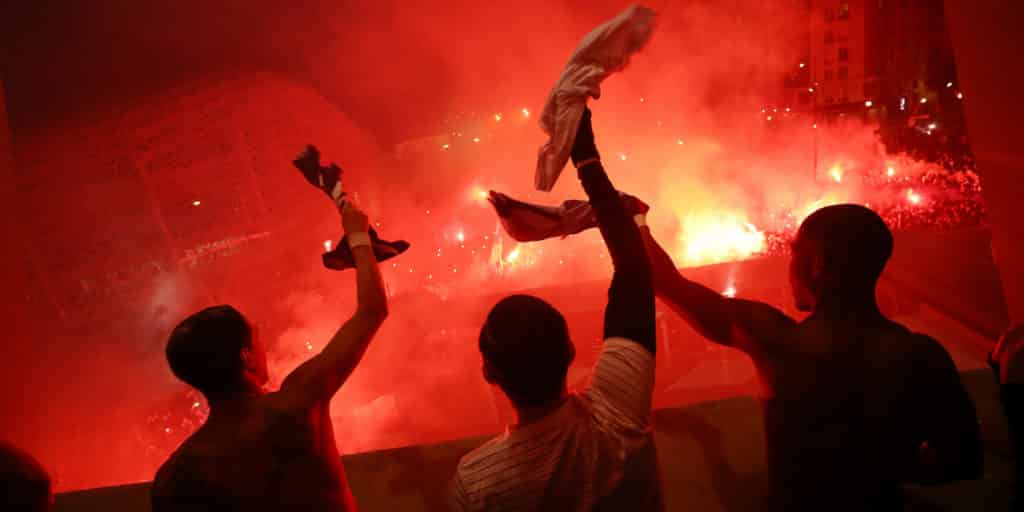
[578,161,655,352]
[641,227,735,345]
[351,244,388,317]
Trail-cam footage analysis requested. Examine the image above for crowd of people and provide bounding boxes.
[2,109,1022,512]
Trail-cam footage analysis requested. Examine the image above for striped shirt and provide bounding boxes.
[451,338,662,512]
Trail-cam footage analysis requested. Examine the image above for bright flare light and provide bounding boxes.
[886,166,896,177]
[506,245,522,263]
[494,113,503,122]
[324,240,333,251]
[192,200,201,206]
[799,62,806,68]
[829,163,843,183]
[722,285,737,298]
[678,212,766,267]
[864,100,873,107]
[920,97,928,104]
[957,92,964,100]
[456,230,465,243]
[521,108,530,118]
[907,189,922,205]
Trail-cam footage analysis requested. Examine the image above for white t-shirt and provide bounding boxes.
[451,338,662,511]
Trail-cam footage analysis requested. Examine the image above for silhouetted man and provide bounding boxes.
[0,441,52,512]
[451,109,662,511]
[152,202,388,511]
[990,324,1024,511]
[643,204,982,510]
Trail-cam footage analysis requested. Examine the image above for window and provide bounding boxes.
[838,3,850,19]
[825,69,834,81]
[838,67,848,79]
[839,47,849,61]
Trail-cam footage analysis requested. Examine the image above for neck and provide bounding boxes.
[811,288,883,323]
[206,387,263,418]
[513,393,569,428]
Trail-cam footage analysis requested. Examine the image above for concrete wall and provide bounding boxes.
[944,0,1024,326]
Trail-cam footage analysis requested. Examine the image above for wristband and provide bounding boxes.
[574,157,601,169]
[347,232,371,250]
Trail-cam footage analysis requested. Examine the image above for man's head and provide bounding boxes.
[166,305,268,399]
[0,441,52,512]
[479,295,575,410]
[790,204,893,311]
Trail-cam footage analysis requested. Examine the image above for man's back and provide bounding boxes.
[757,318,971,510]
[453,340,662,512]
[152,394,355,512]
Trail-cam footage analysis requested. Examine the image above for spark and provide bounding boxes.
[927,123,937,131]
[442,143,450,150]
[957,92,964,100]
[192,401,201,409]
[305,340,314,351]
[522,107,530,118]
[808,87,815,93]
[722,285,737,298]
[494,113,503,122]
[766,115,773,121]
[900,97,907,111]
[920,97,928,104]
[456,230,465,243]
[192,200,201,206]
[676,139,684,145]
[639,97,646,103]
[619,153,628,161]
[886,166,896,177]
[799,62,806,68]
[907,189,922,205]
[812,123,818,129]
[864,100,873,107]
[946,81,953,88]
[472,137,481,143]
[323,240,333,251]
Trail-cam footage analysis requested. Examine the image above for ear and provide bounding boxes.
[240,346,254,370]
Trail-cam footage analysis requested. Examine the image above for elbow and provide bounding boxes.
[359,302,389,324]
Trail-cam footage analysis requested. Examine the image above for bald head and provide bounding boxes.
[791,204,893,309]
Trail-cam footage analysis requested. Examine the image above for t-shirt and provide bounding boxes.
[451,338,662,511]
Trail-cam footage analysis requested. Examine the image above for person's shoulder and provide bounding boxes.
[885,323,956,370]
[456,434,511,476]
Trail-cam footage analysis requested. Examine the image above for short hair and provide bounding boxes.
[479,295,573,407]
[0,441,51,512]
[166,305,252,397]
[796,204,894,286]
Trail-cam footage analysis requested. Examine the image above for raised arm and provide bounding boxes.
[280,203,389,408]
[641,223,794,355]
[572,108,655,354]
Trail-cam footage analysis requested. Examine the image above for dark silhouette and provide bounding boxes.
[451,109,662,511]
[642,203,983,510]
[991,324,1024,511]
[0,441,52,512]
[152,202,388,512]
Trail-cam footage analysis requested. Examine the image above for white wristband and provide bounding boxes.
[347,232,371,250]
